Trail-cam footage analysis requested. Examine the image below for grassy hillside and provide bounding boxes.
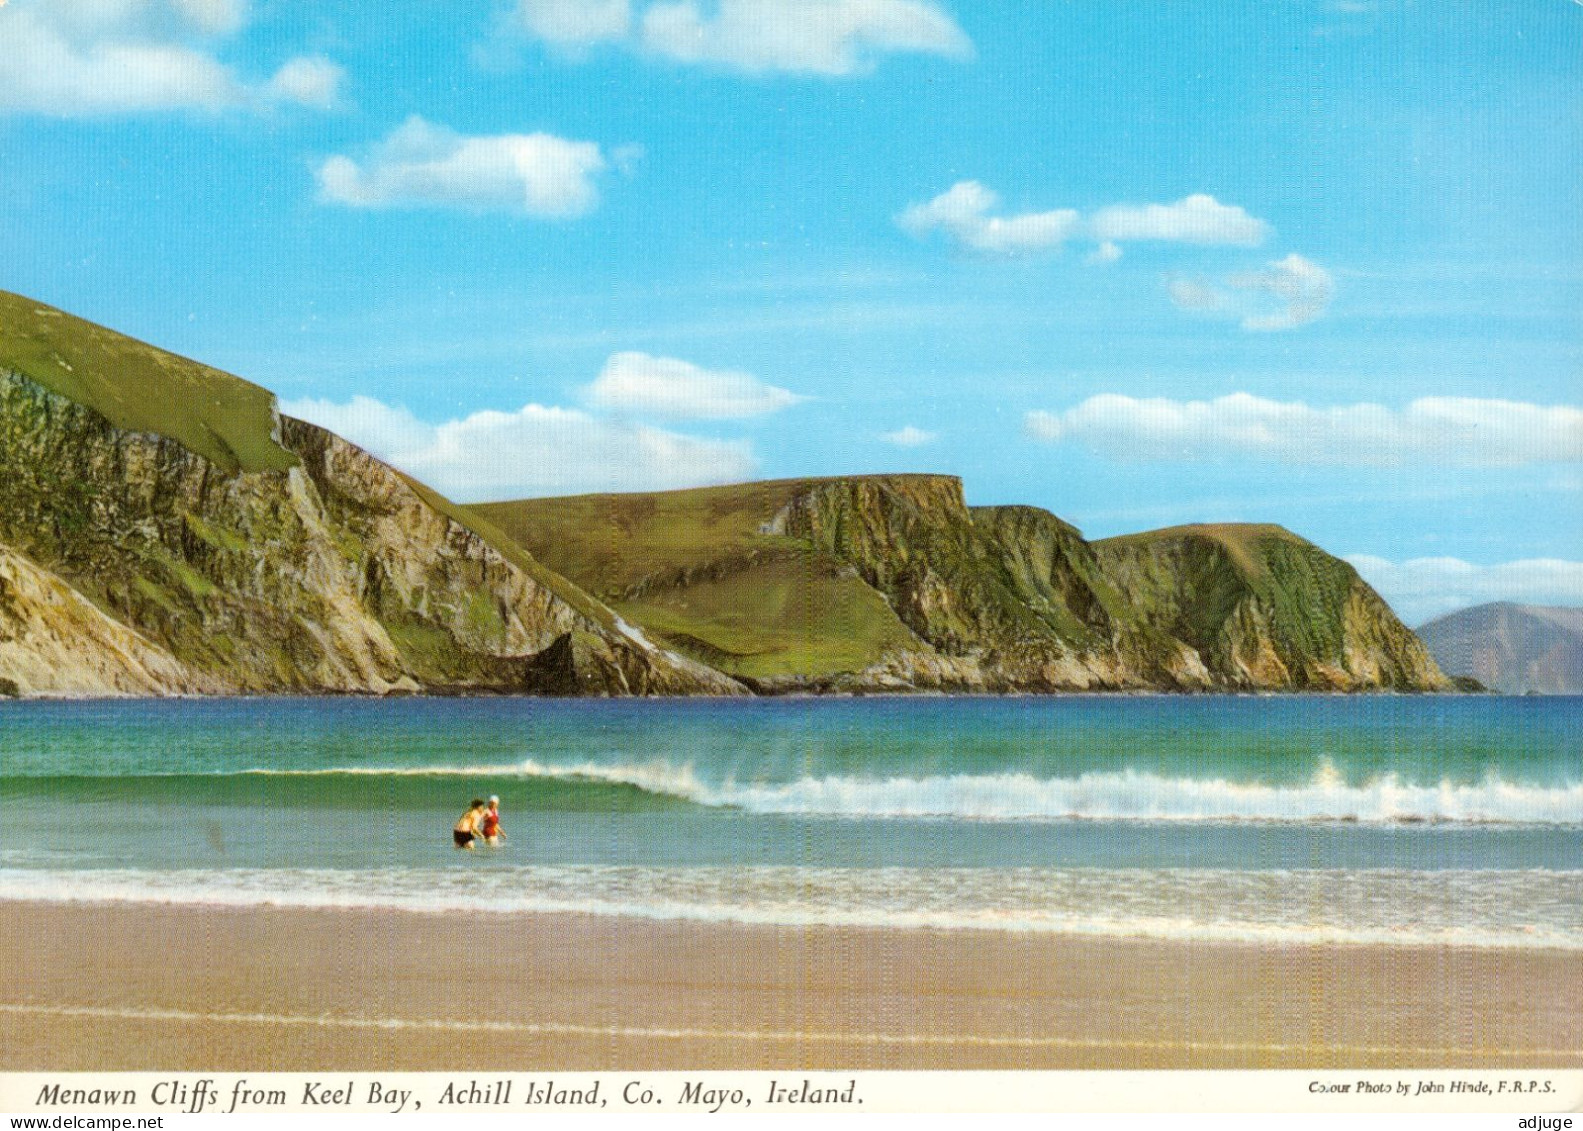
[471,479,927,677]
[1095,524,1346,656]
[0,290,296,473]
[0,291,739,696]
[0,288,1448,695]
[1093,523,1443,689]
[474,479,802,593]
[471,477,1165,685]
[474,483,1446,691]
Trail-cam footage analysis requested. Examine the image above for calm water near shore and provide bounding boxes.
[1,695,1578,948]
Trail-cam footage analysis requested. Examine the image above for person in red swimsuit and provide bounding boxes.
[481,795,504,847]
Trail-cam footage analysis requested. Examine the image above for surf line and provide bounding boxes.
[0,1003,1575,1060]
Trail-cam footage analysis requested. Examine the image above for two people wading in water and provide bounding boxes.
[453,795,504,849]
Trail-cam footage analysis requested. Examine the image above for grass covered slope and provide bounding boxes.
[476,474,1138,684]
[474,478,1446,691]
[0,291,739,696]
[471,479,930,679]
[1093,524,1449,690]
[0,291,295,473]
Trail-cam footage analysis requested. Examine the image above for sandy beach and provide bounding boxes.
[1,900,1578,1071]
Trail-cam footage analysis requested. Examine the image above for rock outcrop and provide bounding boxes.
[0,289,1448,697]
[0,545,220,696]
[0,293,743,696]
[481,477,1450,693]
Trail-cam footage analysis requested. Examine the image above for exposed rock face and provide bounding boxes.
[0,545,220,696]
[0,291,1448,698]
[0,369,742,696]
[1091,525,1450,692]
[752,478,1179,691]
[1418,602,1583,694]
[490,475,1449,694]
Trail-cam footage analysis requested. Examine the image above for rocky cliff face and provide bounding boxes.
[754,477,1187,690]
[0,545,220,696]
[486,475,1448,693]
[0,368,741,696]
[0,291,1448,697]
[1092,525,1449,691]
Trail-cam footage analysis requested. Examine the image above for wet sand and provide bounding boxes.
[1,900,1578,1071]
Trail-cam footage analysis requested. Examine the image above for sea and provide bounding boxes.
[0,695,1578,950]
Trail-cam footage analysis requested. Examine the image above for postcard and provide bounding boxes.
[0,0,1578,1116]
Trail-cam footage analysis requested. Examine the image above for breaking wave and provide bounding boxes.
[510,756,1583,825]
[6,758,1578,825]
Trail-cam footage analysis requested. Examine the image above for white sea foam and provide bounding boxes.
[0,865,1577,950]
[115,756,1583,824]
[512,755,1583,824]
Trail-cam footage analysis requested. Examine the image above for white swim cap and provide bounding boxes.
[489,795,499,804]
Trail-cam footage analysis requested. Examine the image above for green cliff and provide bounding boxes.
[1092,525,1447,690]
[477,478,1449,693]
[0,291,742,697]
[0,289,1448,696]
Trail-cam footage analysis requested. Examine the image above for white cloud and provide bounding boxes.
[584,351,804,419]
[639,0,971,75]
[1024,394,1583,467]
[899,183,1271,260]
[280,395,757,499]
[316,117,612,217]
[1346,555,1583,626]
[0,0,340,115]
[1229,253,1335,331]
[279,396,436,465]
[501,0,970,73]
[265,55,343,109]
[1169,253,1335,331]
[514,0,632,45]
[1086,241,1122,266]
[879,425,937,446]
[1166,278,1231,312]
[170,0,246,35]
[1089,194,1269,247]
[897,181,1080,255]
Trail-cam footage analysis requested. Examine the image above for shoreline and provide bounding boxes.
[1,890,1576,954]
[0,688,1529,703]
[3,900,1578,1071]
[0,687,1532,703]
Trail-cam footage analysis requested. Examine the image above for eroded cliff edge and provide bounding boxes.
[0,302,742,697]
[0,289,1447,696]
[478,476,1450,693]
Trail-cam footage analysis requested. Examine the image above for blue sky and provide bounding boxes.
[2,0,1580,622]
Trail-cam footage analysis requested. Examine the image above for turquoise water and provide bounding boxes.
[1,696,1578,947]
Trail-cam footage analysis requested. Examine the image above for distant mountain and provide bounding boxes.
[0,288,1450,697]
[1417,603,1583,695]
